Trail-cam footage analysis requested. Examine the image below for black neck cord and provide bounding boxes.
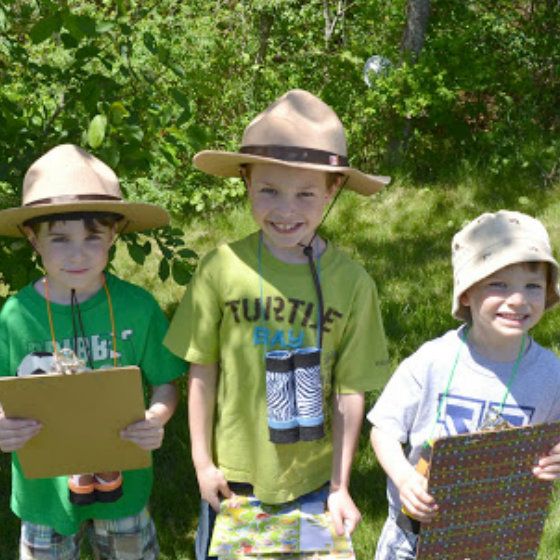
[70,289,94,369]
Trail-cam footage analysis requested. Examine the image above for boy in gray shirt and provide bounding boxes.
[368,210,560,559]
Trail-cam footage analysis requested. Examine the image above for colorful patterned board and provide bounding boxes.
[416,421,560,560]
[209,495,354,559]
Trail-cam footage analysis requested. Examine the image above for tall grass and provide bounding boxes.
[2,175,560,558]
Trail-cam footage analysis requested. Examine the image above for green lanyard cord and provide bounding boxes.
[430,327,526,443]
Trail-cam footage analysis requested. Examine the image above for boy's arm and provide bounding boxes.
[0,404,41,452]
[121,381,179,450]
[370,426,437,522]
[328,392,364,536]
[189,362,232,512]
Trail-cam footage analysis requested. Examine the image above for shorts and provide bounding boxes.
[375,516,418,560]
[19,507,159,560]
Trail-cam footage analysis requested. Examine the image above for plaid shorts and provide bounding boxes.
[20,507,159,560]
[375,516,418,560]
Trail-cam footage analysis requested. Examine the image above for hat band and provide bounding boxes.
[240,145,348,167]
[24,194,122,207]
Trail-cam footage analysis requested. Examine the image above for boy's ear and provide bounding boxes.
[22,226,38,250]
[326,174,344,200]
[459,290,471,307]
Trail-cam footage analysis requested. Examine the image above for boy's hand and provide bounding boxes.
[120,410,165,451]
[397,468,438,523]
[533,441,560,480]
[0,407,41,452]
[327,486,361,536]
[196,463,232,512]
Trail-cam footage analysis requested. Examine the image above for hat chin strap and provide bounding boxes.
[297,175,348,349]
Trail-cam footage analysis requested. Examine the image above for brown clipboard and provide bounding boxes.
[416,420,560,559]
[0,366,151,478]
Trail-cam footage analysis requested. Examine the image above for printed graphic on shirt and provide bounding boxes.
[23,329,136,367]
[437,393,535,436]
[224,296,344,351]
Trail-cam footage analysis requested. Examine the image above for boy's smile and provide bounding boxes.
[246,163,339,263]
[25,220,116,304]
[460,262,547,360]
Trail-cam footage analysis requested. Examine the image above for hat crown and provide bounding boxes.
[452,210,552,273]
[241,89,347,156]
[22,144,122,205]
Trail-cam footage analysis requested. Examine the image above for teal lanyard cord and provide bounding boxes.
[430,327,526,442]
[257,231,322,352]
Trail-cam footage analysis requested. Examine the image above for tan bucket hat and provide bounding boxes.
[0,144,169,237]
[451,210,560,322]
[193,89,391,196]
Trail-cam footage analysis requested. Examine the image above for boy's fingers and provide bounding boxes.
[208,494,221,512]
[219,481,233,499]
[330,509,344,536]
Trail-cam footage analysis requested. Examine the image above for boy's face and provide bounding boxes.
[460,262,547,349]
[25,219,115,300]
[246,163,339,260]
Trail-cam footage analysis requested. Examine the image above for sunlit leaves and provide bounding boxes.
[87,114,107,148]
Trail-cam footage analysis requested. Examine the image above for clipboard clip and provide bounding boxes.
[53,348,87,375]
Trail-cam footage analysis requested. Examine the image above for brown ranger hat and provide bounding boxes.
[0,144,169,237]
[193,89,391,196]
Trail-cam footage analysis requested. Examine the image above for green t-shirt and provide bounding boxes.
[165,232,389,503]
[0,273,186,535]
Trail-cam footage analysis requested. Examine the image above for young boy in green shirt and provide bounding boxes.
[0,144,186,559]
[164,89,391,559]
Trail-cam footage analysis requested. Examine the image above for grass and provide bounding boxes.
[2,175,560,558]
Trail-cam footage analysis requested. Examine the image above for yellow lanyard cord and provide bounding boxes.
[43,277,59,355]
[102,277,118,367]
[43,275,118,367]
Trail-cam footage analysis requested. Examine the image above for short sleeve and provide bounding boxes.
[164,252,223,365]
[139,302,187,385]
[333,273,390,393]
[0,311,11,378]
[367,356,423,444]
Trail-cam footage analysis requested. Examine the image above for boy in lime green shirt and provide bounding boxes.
[165,89,390,559]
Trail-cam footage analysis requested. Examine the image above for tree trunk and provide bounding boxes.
[386,0,431,166]
[401,0,431,62]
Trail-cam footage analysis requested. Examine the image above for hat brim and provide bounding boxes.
[0,201,169,237]
[193,150,391,196]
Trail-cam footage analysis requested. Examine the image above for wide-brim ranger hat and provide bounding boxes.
[0,144,169,237]
[193,89,391,196]
[452,210,560,322]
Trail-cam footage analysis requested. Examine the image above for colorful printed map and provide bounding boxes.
[209,494,355,559]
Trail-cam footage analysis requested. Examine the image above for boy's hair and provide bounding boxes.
[24,211,123,235]
[452,210,560,322]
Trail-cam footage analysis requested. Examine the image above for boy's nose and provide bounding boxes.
[506,290,527,306]
[275,195,296,215]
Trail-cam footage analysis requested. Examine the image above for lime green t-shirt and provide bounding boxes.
[0,273,186,535]
[165,232,389,503]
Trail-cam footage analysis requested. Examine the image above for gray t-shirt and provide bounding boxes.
[367,326,560,518]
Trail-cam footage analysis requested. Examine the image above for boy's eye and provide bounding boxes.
[488,281,506,289]
[50,236,68,243]
[298,191,316,198]
[527,283,544,290]
[259,187,277,195]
